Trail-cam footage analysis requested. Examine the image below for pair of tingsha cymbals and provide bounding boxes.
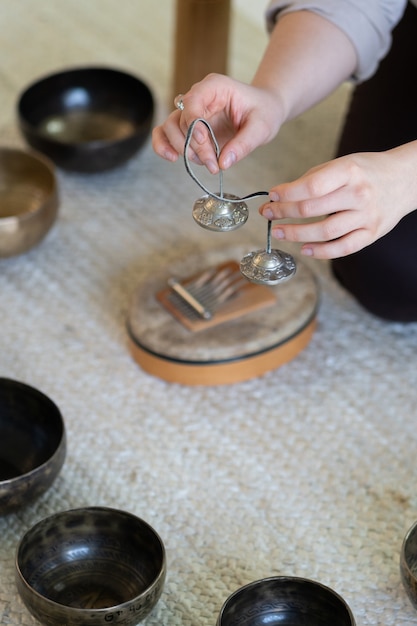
[184,118,296,286]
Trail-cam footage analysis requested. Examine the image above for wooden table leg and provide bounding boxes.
[172,0,231,101]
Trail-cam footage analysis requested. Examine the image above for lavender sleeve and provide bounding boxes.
[265,0,408,81]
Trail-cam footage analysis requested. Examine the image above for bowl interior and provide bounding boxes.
[17,507,165,610]
[0,378,64,481]
[218,577,354,626]
[0,149,56,221]
[18,67,154,146]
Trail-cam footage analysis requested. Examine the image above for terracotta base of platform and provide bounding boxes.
[128,317,316,385]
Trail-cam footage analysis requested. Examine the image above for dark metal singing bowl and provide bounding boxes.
[0,148,58,257]
[400,519,417,610]
[0,378,66,514]
[17,66,154,173]
[15,507,166,626]
[217,577,356,626]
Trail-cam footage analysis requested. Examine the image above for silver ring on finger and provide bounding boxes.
[174,93,185,111]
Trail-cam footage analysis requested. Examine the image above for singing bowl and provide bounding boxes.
[0,378,66,514]
[400,519,417,610]
[17,66,154,172]
[0,148,58,257]
[217,577,355,626]
[15,507,166,626]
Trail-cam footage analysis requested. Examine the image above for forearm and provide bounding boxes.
[387,140,417,219]
[251,11,357,123]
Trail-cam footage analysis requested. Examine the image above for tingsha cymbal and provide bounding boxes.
[240,249,296,285]
[240,220,296,285]
[192,192,249,232]
[184,118,267,232]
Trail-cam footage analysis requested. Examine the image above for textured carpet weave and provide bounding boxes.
[1,2,417,625]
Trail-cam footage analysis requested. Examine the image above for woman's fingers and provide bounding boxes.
[267,209,373,259]
[299,228,371,259]
[270,157,354,202]
[260,179,361,223]
[257,154,388,258]
[153,74,283,174]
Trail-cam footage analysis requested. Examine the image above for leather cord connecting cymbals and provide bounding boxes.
[184,118,268,232]
[184,118,269,203]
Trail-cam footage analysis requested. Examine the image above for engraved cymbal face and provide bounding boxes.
[240,249,296,285]
[192,193,248,232]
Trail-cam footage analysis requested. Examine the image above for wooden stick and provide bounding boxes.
[172,0,231,101]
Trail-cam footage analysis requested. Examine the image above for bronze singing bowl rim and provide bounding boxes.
[0,377,66,514]
[0,147,58,257]
[217,576,356,626]
[15,506,166,625]
[400,520,417,609]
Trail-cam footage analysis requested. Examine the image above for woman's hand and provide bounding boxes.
[152,73,283,174]
[259,143,417,259]
[152,11,358,176]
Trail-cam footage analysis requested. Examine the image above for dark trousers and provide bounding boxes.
[332,1,417,321]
